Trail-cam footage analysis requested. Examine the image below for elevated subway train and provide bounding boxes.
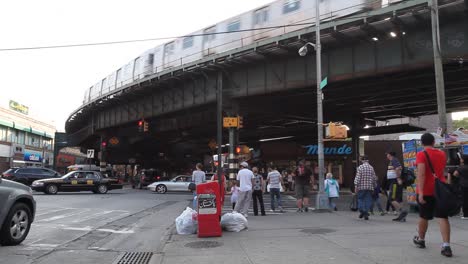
[83,0,406,104]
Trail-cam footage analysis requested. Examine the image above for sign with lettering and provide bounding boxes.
[198,194,217,215]
[9,100,29,115]
[24,151,43,162]
[305,144,352,155]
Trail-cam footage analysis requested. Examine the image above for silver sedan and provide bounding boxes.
[148,175,192,194]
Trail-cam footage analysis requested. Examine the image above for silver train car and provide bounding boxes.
[83,0,404,104]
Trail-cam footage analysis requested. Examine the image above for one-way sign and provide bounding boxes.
[87,149,95,159]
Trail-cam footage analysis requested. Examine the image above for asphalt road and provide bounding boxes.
[0,188,192,264]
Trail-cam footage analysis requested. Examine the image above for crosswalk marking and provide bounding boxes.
[222,194,299,214]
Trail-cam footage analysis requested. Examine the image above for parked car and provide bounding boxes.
[0,177,36,245]
[2,167,61,186]
[31,170,122,194]
[133,169,169,189]
[147,175,192,194]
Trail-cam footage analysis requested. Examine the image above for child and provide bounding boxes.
[324,173,339,211]
[228,180,240,210]
[370,182,385,216]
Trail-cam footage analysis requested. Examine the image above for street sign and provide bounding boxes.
[223,117,239,128]
[320,77,328,90]
[86,149,94,159]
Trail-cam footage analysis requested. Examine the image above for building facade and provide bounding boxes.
[0,105,56,172]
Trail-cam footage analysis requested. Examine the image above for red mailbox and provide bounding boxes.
[196,181,222,237]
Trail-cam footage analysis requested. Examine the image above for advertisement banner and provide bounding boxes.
[403,139,422,205]
[9,100,29,115]
[24,151,43,162]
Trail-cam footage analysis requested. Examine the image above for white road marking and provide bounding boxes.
[35,207,73,216]
[36,209,91,222]
[96,228,134,234]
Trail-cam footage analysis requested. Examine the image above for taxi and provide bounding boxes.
[31,170,122,194]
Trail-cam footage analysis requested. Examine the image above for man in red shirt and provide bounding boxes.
[413,133,452,257]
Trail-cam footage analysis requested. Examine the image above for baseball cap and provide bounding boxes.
[240,162,249,168]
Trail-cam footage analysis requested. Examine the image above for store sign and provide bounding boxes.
[24,151,43,162]
[305,144,352,155]
[9,100,29,115]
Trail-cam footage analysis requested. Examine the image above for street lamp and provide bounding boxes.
[298,0,328,210]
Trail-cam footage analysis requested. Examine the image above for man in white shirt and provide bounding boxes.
[267,166,284,213]
[234,162,254,217]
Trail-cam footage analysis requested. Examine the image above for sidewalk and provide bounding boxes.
[159,206,468,264]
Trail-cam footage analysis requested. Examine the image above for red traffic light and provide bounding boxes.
[101,141,107,147]
[138,120,143,126]
[235,146,241,154]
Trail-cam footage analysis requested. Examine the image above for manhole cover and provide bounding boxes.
[185,241,223,249]
[114,252,153,264]
[300,228,335,235]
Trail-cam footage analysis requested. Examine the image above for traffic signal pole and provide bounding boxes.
[216,71,223,192]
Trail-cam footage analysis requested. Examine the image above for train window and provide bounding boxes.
[283,0,301,14]
[101,78,107,92]
[227,20,241,32]
[148,54,154,64]
[183,36,194,49]
[116,69,122,85]
[254,7,269,25]
[165,42,175,56]
[204,26,216,42]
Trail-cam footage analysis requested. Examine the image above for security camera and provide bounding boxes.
[298,46,308,56]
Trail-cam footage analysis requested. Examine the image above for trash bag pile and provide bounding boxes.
[220,212,248,232]
[175,207,198,235]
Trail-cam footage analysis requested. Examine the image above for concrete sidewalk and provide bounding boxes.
[159,208,468,264]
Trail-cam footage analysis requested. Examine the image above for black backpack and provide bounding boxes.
[400,167,416,187]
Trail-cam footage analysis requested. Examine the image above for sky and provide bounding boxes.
[1,0,467,132]
[0,0,273,131]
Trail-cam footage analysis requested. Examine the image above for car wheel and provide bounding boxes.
[46,184,58,195]
[156,185,167,194]
[97,184,108,194]
[0,203,32,246]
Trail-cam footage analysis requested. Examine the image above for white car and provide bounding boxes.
[148,175,192,194]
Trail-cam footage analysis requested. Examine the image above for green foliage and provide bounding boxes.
[453,118,468,130]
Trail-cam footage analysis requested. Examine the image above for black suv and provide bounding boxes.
[133,169,169,189]
[2,167,61,186]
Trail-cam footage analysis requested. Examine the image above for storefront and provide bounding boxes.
[258,141,355,188]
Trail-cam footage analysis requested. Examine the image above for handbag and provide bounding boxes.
[423,151,461,217]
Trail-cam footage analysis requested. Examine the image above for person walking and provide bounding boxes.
[450,154,468,219]
[295,161,313,212]
[229,180,240,210]
[354,155,377,220]
[370,182,385,216]
[384,152,408,222]
[287,170,295,192]
[267,165,284,213]
[234,162,254,218]
[252,167,266,216]
[413,133,453,257]
[324,173,339,211]
[191,163,206,209]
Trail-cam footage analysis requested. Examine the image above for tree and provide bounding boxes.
[453,117,468,130]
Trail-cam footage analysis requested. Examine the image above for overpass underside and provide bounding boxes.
[65,0,468,164]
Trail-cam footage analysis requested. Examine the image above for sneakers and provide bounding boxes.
[279,207,284,213]
[297,208,303,213]
[413,236,426,248]
[392,211,408,222]
[359,212,364,219]
[304,207,309,212]
[270,209,275,213]
[334,207,338,211]
[380,211,385,216]
[441,246,453,257]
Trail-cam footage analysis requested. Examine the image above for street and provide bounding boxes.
[0,188,191,264]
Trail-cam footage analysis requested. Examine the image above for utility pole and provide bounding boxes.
[216,71,223,193]
[430,0,447,134]
[315,0,328,210]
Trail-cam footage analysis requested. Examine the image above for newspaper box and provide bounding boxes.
[196,182,222,237]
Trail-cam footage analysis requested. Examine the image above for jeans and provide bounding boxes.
[270,188,282,210]
[357,190,373,214]
[371,195,384,213]
[234,190,252,215]
[328,197,337,210]
[252,190,266,215]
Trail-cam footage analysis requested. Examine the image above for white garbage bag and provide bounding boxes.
[220,212,248,232]
[175,207,198,235]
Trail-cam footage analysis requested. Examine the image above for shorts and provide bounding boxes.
[295,183,310,198]
[390,183,403,203]
[417,195,448,220]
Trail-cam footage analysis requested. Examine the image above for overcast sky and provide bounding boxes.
[1,0,466,132]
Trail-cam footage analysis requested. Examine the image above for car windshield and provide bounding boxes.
[3,168,18,174]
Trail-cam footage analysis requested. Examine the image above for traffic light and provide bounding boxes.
[138,120,144,133]
[101,140,107,151]
[237,115,243,129]
[326,122,348,139]
[143,121,149,132]
[235,146,241,154]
